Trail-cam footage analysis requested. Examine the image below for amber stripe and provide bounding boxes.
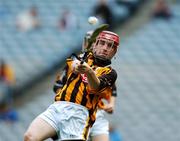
[60,73,77,101]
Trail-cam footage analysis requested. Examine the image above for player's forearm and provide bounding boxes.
[86,68,100,90]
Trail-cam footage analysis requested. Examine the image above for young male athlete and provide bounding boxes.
[24,30,120,141]
[53,31,118,141]
[83,31,118,141]
[82,31,118,141]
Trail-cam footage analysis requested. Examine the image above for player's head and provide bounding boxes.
[93,30,120,60]
[82,30,94,51]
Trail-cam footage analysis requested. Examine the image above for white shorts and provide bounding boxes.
[39,101,90,141]
[89,109,109,137]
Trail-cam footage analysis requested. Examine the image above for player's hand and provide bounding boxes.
[72,58,80,71]
[104,103,114,114]
[74,62,91,74]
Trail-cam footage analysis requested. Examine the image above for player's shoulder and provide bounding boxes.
[66,53,78,62]
[87,51,93,56]
[110,68,117,77]
[105,65,116,72]
[103,66,117,78]
[107,67,117,77]
[96,66,117,76]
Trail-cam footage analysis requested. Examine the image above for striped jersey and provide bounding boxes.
[54,52,117,125]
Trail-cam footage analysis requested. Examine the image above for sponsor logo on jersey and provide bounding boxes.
[81,73,88,83]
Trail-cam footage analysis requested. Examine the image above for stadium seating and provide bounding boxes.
[0,0,131,94]
[1,14,179,140]
[108,11,180,141]
[0,0,92,92]
[0,0,152,141]
[0,89,53,141]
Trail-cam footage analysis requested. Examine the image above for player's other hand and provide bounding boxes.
[104,103,114,114]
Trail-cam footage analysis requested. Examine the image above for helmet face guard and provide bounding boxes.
[93,31,120,60]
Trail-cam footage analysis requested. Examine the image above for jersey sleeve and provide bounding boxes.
[112,83,117,97]
[98,69,117,90]
[53,65,68,93]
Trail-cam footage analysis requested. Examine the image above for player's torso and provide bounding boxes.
[55,55,112,110]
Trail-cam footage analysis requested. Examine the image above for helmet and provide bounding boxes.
[97,31,119,47]
[86,30,94,39]
[93,31,120,60]
[82,30,94,51]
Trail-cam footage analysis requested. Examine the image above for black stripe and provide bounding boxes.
[88,109,95,126]
[88,98,98,115]
[81,84,88,106]
[60,73,77,101]
[83,123,91,140]
[88,96,99,125]
[89,94,95,103]
[60,89,67,101]
[70,76,82,102]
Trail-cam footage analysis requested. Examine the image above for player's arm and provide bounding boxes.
[98,69,117,90]
[53,65,68,93]
[53,53,84,93]
[104,84,117,114]
[75,62,100,90]
[104,96,116,114]
[74,60,117,90]
[86,68,117,91]
[86,67,101,90]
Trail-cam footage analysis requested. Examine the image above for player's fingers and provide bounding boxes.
[105,108,113,114]
[104,106,113,111]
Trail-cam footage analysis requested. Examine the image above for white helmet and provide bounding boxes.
[82,30,94,51]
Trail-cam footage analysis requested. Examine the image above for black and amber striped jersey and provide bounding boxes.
[54,52,117,125]
[98,83,117,109]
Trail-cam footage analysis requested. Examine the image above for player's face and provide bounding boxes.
[94,39,117,60]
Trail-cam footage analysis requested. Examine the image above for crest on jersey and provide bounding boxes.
[81,73,88,83]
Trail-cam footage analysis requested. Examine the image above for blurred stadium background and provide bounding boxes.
[0,0,180,141]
